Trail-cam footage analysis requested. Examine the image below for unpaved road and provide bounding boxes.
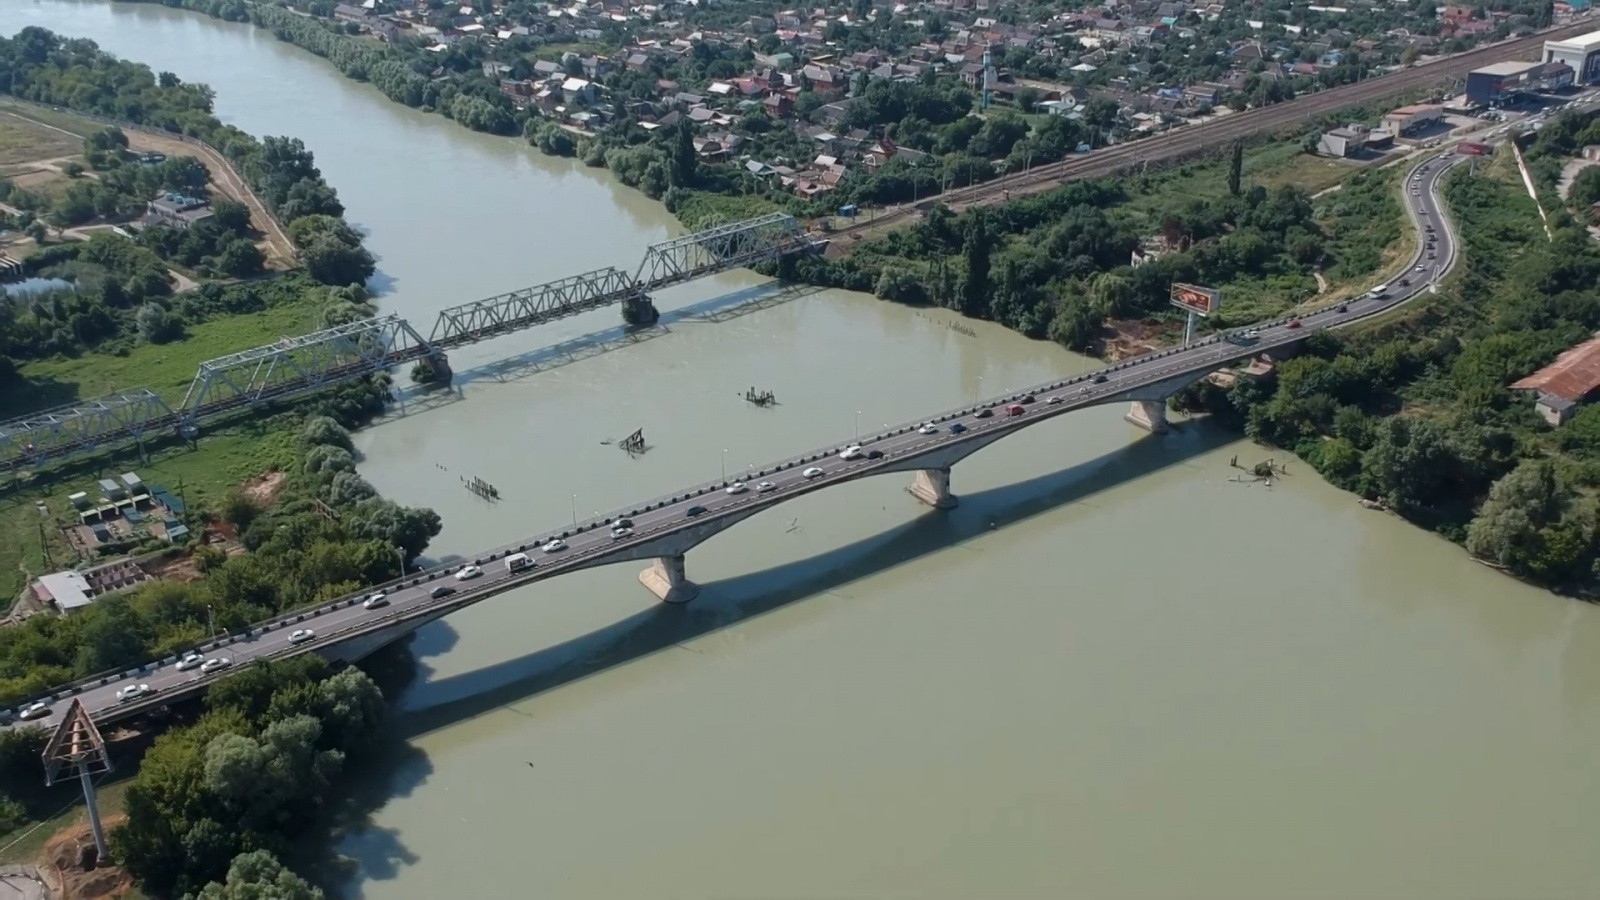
[121,129,295,267]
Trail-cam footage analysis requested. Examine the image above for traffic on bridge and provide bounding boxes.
[4,148,1464,732]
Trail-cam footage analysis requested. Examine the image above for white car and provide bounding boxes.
[839,445,864,460]
[18,701,50,721]
[756,481,777,493]
[176,653,204,672]
[543,539,568,553]
[725,482,748,494]
[200,658,232,675]
[362,592,389,610]
[1047,396,1062,405]
[455,564,483,581]
[289,629,316,645]
[918,423,939,435]
[116,684,154,703]
[803,466,825,478]
[610,526,634,540]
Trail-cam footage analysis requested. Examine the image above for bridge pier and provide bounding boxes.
[907,467,958,509]
[622,292,660,326]
[640,555,698,604]
[1125,400,1169,434]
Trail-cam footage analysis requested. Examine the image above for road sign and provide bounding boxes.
[1170,283,1222,318]
[42,698,110,786]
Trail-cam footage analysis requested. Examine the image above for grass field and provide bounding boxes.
[0,296,328,417]
[0,111,84,172]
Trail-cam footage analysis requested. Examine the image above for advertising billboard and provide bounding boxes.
[1170,283,1221,318]
[1457,141,1489,157]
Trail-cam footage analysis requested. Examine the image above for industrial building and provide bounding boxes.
[1382,103,1444,135]
[1543,28,1600,84]
[1512,334,1600,426]
[1465,60,1576,106]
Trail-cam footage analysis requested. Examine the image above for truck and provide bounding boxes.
[505,552,533,573]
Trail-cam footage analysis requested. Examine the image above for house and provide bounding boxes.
[146,192,214,229]
[561,77,597,105]
[334,3,370,22]
[1512,335,1600,426]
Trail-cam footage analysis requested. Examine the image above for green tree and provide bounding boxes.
[191,850,324,900]
[958,211,991,318]
[669,119,697,189]
[1227,141,1243,196]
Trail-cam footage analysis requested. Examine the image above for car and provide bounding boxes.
[1229,329,1261,345]
[543,538,568,552]
[726,482,748,494]
[974,408,994,419]
[1021,395,1037,404]
[948,422,967,434]
[1286,319,1303,329]
[429,585,457,599]
[1427,251,1436,259]
[613,518,634,529]
[867,449,884,459]
[918,423,939,434]
[1092,373,1108,384]
[685,505,709,517]
[1399,278,1411,287]
[1414,264,1426,272]
[1048,396,1062,405]
[200,657,231,675]
[116,684,154,703]
[611,526,634,539]
[840,445,864,460]
[17,702,49,721]
[455,564,483,581]
[289,629,316,645]
[802,467,825,478]
[756,481,777,493]
[177,652,204,672]
[1336,304,1348,313]
[363,591,389,610]
[1005,404,1026,417]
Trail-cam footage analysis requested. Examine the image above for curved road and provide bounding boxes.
[13,149,1465,731]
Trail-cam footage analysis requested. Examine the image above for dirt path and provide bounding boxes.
[120,129,295,268]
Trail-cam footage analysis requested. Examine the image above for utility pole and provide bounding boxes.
[43,699,112,862]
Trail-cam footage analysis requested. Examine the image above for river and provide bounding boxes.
[13,3,1600,897]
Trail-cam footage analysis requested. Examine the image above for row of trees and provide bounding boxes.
[0,415,439,706]
[1,27,376,287]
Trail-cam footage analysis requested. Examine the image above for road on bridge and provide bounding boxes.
[10,148,1465,731]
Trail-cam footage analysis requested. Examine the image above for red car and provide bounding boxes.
[1006,404,1026,417]
[1286,319,1303,329]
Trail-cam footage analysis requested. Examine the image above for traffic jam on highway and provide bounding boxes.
[5,149,1462,732]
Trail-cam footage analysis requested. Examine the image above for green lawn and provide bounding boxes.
[1,296,327,417]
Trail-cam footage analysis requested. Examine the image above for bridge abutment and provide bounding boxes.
[622,292,660,326]
[640,555,698,604]
[907,467,958,509]
[1125,399,1169,433]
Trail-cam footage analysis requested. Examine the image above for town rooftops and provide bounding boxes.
[1475,60,1541,77]
[1511,335,1600,402]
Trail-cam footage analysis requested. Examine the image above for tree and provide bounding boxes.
[1227,141,1243,196]
[191,850,324,900]
[1465,460,1586,580]
[958,211,991,318]
[136,302,180,344]
[669,119,697,189]
[300,415,353,452]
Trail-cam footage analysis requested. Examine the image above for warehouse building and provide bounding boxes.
[1382,103,1444,135]
[1465,60,1574,106]
[1543,28,1600,84]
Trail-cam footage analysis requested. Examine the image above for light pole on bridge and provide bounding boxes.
[721,448,727,483]
[570,494,578,528]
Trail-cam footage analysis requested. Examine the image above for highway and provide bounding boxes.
[10,149,1464,731]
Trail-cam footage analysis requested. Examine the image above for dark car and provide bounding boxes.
[866,449,884,460]
[1021,395,1037,405]
[974,408,994,419]
[1337,304,1348,313]
[686,505,708,518]
[1092,373,1108,384]
[613,517,634,529]
[948,422,968,434]
[430,585,457,599]
[1399,278,1410,287]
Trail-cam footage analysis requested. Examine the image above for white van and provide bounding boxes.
[1370,284,1389,297]
[505,552,533,573]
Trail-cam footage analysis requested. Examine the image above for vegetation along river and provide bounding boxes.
[15,2,1600,897]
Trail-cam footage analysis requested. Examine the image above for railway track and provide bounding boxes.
[830,20,1597,239]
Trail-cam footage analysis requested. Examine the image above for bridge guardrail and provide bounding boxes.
[11,153,1462,719]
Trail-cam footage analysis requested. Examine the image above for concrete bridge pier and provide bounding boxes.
[640,555,698,604]
[1125,399,1169,434]
[621,291,660,326]
[426,351,453,386]
[907,467,958,509]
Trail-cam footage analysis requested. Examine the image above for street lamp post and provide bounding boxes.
[570,494,578,528]
[721,448,727,483]
[855,410,861,442]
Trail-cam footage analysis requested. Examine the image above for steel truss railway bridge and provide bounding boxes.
[0,213,816,474]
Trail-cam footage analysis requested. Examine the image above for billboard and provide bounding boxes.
[1457,141,1489,157]
[1170,283,1221,317]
